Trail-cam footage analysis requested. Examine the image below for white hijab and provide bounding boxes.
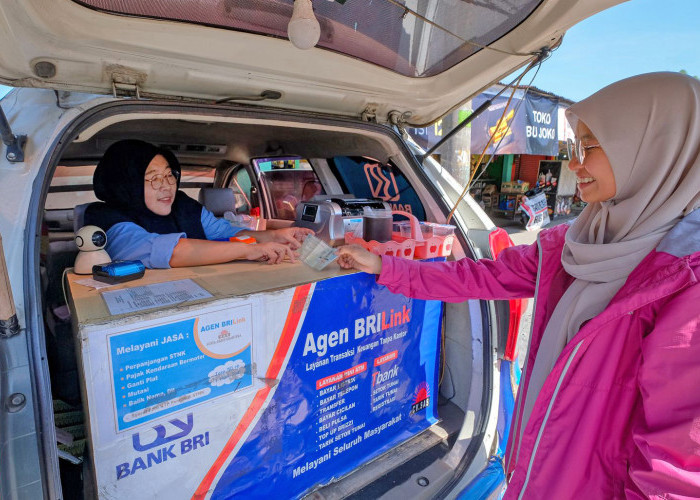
[521,72,700,433]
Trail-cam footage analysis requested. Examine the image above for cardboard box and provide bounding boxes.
[501,181,529,193]
[66,261,442,498]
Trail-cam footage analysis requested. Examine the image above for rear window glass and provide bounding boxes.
[73,0,542,77]
[46,164,215,210]
[46,165,99,210]
[329,156,425,220]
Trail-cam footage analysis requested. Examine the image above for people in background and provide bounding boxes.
[84,140,313,268]
[338,72,700,498]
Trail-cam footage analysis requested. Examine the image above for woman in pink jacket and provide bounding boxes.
[338,72,700,498]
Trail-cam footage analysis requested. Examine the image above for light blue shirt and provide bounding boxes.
[105,207,244,269]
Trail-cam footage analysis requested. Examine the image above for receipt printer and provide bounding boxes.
[295,196,391,246]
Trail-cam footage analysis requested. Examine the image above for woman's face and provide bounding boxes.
[143,155,177,216]
[567,121,616,203]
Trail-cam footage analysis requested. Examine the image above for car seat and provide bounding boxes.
[73,203,91,233]
[198,187,237,216]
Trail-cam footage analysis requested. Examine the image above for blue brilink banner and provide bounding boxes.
[210,272,443,499]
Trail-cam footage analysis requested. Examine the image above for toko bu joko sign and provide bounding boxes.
[409,87,560,157]
[470,90,559,156]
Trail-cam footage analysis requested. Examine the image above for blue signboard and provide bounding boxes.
[109,304,254,431]
[409,88,559,156]
[469,90,559,156]
[209,272,442,499]
[522,93,560,156]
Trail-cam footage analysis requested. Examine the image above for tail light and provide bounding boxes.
[488,228,525,362]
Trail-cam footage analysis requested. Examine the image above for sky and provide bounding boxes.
[0,0,698,102]
[530,0,700,102]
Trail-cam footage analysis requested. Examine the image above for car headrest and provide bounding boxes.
[198,188,236,216]
[73,203,92,233]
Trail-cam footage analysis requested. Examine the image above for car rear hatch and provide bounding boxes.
[0,0,621,125]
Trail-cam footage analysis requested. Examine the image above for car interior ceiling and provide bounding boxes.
[64,119,397,164]
[40,115,469,497]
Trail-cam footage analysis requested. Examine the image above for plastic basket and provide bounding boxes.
[393,211,455,259]
[345,232,416,259]
[416,234,454,259]
[345,211,454,260]
[392,233,454,259]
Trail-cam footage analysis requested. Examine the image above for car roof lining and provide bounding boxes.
[61,114,400,165]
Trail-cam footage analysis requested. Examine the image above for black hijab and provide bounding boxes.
[84,139,206,239]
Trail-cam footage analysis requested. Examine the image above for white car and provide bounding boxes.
[0,0,623,498]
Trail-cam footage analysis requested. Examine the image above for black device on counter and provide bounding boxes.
[92,260,146,284]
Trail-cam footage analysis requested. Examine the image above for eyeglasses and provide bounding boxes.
[566,137,601,164]
[145,171,178,190]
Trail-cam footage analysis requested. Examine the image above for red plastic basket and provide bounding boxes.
[344,211,454,260]
[344,232,416,259]
[392,211,454,259]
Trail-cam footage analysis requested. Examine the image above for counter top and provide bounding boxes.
[67,260,357,326]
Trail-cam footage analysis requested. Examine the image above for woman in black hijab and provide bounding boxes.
[85,140,311,268]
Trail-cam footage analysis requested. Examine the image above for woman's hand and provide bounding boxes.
[245,242,297,264]
[337,245,382,274]
[272,227,315,249]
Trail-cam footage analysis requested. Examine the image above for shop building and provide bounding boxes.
[410,84,581,221]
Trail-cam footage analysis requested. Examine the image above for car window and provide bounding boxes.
[328,156,426,221]
[226,165,258,216]
[71,0,542,77]
[46,164,215,210]
[256,157,325,220]
[46,165,99,210]
[178,165,216,201]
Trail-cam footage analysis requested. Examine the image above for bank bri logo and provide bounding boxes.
[117,413,210,480]
[132,413,194,451]
[363,163,400,202]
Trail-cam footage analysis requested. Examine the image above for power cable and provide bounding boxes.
[468,60,544,189]
[446,54,547,224]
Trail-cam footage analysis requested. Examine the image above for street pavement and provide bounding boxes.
[490,213,580,369]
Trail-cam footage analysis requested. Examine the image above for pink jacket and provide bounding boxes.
[378,215,700,499]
